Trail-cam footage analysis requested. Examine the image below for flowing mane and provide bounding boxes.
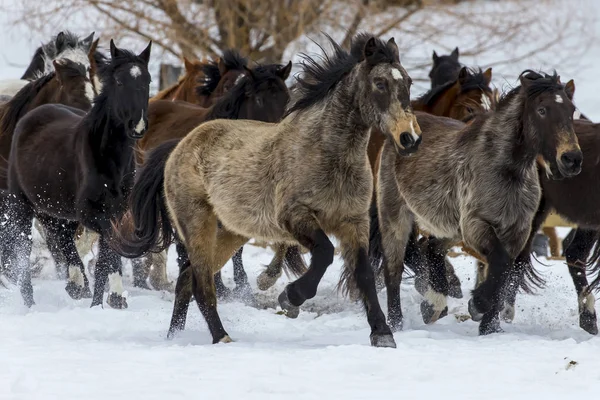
[197,49,248,98]
[288,34,397,116]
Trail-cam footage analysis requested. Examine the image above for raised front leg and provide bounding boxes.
[257,243,287,291]
[565,228,598,335]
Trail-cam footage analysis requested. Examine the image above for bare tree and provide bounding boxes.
[5,0,595,90]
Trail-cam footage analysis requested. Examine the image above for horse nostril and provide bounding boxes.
[399,132,414,148]
[561,151,582,171]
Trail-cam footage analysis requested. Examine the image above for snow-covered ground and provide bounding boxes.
[2,1,600,398]
[2,230,600,399]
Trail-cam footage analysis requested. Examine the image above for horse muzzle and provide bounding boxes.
[557,150,583,178]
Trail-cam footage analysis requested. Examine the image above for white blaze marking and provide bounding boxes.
[108,272,124,295]
[68,265,85,287]
[409,120,419,141]
[574,109,581,120]
[130,65,142,78]
[84,81,95,103]
[555,94,564,103]
[391,68,403,81]
[134,110,146,134]
[481,93,492,111]
[234,74,245,85]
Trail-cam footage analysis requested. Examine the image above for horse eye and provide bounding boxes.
[466,107,474,114]
[375,81,386,91]
[537,107,546,116]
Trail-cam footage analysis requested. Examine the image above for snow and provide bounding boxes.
[2,231,600,399]
[1,1,600,398]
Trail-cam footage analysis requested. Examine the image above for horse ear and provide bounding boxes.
[564,79,575,100]
[109,39,120,59]
[138,41,152,65]
[432,51,439,63]
[482,67,492,85]
[89,38,100,57]
[364,37,379,65]
[55,32,66,53]
[79,32,95,52]
[183,57,194,72]
[451,47,459,61]
[218,57,228,76]
[243,65,255,80]
[386,37,400,62]
[278,61,292,80]
[458,67,469,86]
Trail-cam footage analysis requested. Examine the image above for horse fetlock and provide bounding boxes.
[278,286,300,318]
[446,266,463,299]
[468,298,484,322]
[479,314,503,336]
[68,265,85,287]
[500,301,515,323]
[387,309,403,332]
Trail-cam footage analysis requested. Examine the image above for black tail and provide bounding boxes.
[368,199,383,271]
[110,140,180,258]
[282,245,308,278]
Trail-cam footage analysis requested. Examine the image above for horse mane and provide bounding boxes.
[42,31,82,59]
[205,63,284,121]
[496,70,563,110]
[0,73,56,135]
[417,68,492,108]
[197,49,248,97]
[287,33,395,116]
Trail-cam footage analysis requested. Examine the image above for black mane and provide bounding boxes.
[497,70,564,110]
[0,73,56,136]
[288,33,393,115]
[197,49,248,97]
[205,63,285,120]
[417,68,492,107]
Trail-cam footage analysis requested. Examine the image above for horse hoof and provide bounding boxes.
[232,285,257,307]
[65,281,84,300]
[107,293,128,309]
[420,300,448,324]
[370,333,396,348]
[278,288,300,319]
[580,310,598,335]
[468,298,484,322]
[256,271,280,291]
[479,320,503,335]
[217,335,233,344]
[500,303,515,323]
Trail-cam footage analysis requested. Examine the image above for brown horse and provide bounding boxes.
[111,34,421,347]
[376,71,580,335]
[150,50,247,107]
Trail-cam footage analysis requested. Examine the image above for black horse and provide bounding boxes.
[6,40,152,308]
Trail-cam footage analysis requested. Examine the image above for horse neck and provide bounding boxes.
[477,93,538,173]
[28,78,61,110]
[81,101,135,179]
[428,86,459,117]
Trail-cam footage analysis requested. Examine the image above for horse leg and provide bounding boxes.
[542,226,561,258]
[34,218,68,279]
[213,270,231,299]
[230,246,255,305]
[277,210,335,319]
[500,197,550,323]
[4,194,35,307]
[420,237,450,324]
[131,257,152,290]
[565,228,598,335]
[257,243,286,291]
[91,236,127,309]
[445,258,463,299]
[168,242,194,338]
[148,250,174,291]
[37,216,91,300]
[338,220,395,348]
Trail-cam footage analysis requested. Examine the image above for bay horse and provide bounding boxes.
[376,71,581,335]
[0,31,96,97]
[5,40,152,308]
[429,47,461,88]
[112,34,421,347]
[0,59,95,284]
[135,60,296,300]
[151,57,207,103]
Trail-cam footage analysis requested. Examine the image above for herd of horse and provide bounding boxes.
[0,30,598,349]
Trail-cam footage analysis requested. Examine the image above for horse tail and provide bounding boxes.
[282,245,308,278]
[368,198,384,272]
[518,254,546,294]
[110,140,179,258]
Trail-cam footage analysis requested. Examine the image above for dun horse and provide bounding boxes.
[112,34,421,347]
[376,71,581,334]
[5,40,151,308]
